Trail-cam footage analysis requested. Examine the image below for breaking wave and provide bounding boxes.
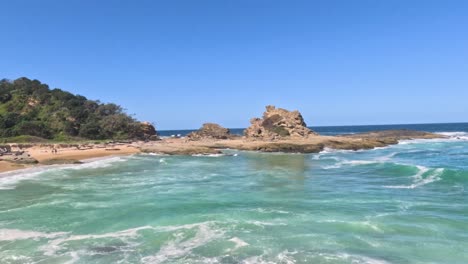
[0,156,128,189]
[383,167,444,189]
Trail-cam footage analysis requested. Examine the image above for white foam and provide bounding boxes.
[191,153,226,157]
[376,152,397,161]
[252,208,290,214]
[145,152,169,156]
[399,132,468,145]
[68,156,128,170]
[276,250,298,264]
[0,255,33,263]
[316,220,383,233]
[242,250,298,264]
[343,160,379,166]
[315,252,390,264]
[0,156,128,189]
[0,167,49,190]
[320,147,359,154]
[322,159,380,170]
[0,229,68,241]
[40,225,156,256]
[245,220,287,227]
[141,222,224,264]
[64,251,80,264]
[229,237,249,249]
[437,131,468,138]
[383,167,444,189]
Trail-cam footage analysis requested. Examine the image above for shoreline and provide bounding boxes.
[0,145,140,174]
[0,130,450,174]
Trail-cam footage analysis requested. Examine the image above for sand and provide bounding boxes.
[0,161,31,173]
[27,145,140,163]
[0,145,140,174]
[0,130,444,174]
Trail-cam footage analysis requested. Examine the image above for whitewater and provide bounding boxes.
[0,131,467,263]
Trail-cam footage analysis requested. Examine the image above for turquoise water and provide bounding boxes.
[1,134,468,263]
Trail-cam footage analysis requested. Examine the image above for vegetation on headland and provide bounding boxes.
[0,77,156,141]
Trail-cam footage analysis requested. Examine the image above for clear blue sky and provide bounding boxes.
[1,0,467,129]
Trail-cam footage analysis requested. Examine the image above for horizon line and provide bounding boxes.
[158,121,468,131]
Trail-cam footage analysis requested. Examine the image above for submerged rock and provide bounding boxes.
[244,105,317,140]
[187,123,232,141]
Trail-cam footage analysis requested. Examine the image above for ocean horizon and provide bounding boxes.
[158,122,468,137]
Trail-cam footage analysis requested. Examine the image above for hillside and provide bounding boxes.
[0,77,157,141]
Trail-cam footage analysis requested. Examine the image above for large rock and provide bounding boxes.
[139,122,159,141]
[187,123,231,141]
[244,105,317,140]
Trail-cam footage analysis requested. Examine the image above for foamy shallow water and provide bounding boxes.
[0,136,467,263]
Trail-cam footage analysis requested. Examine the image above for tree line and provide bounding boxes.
[0,77,154,140]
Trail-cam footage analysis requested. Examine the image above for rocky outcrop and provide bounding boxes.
[139,122,159,141]
[244,105,317,140]
[0,148,38,164]
[187,123,232,141]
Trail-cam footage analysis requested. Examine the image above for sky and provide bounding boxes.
[1,0,467,129]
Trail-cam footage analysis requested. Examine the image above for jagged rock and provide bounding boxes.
[244,105,317,140]
[187,123,231,141]
[139,122,159,141]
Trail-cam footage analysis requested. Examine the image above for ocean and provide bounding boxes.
[0,123,467,263]
[158,122,468,137]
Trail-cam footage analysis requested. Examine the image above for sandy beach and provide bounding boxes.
[0,130,443,174]
[0,144,140,174]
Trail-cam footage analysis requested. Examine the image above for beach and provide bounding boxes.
[0,129,443,174]
[0,144,140,173]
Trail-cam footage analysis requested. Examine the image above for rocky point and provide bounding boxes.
[244,105,317,140]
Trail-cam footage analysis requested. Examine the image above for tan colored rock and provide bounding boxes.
[244,105,317,140]
[140,122,159,141]
[187,123,231,141]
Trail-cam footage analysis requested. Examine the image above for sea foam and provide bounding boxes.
[141,222,224,264]
[0,156,128,189]
[0,229,68,241]
[383,166,444,189]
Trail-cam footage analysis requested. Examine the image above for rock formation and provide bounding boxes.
[187,123,231,141]
[139,122,159,141]
[244,105,317,140]
[0,145,38,164]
